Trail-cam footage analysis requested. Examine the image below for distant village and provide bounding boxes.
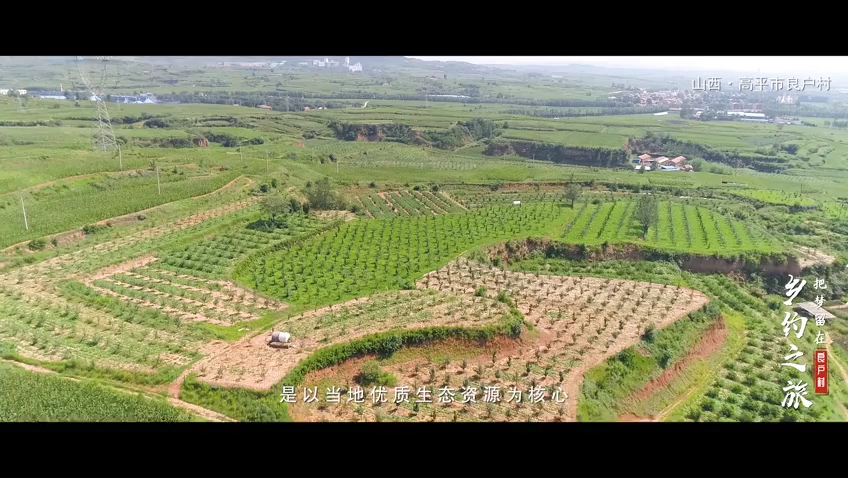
[605,85,811,126]
[0,88,163,104]
[214,58,363,72]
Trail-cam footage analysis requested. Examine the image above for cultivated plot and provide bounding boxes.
[292,258,709,422]
[192,289,514,390]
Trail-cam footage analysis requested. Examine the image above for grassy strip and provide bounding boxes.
[658,312,747,421]
[0,337,182,387]
[577,301,721,421]
[0,361,193,422]
[0,347,182,386]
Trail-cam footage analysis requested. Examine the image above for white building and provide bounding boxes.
[34,91,68,100]
[345,57,350,66]
[0,89,8,95]
[727,111,765,118]
[348,62,362,72]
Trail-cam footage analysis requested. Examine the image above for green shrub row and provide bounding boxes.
[489,237,796,271]
[280,308,525,388]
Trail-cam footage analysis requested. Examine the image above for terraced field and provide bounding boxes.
[559,199,782,254]
[234,203,570,307]
[289,258,710,422]
[3,62,848,425]
[193,288,516,391]
[354,190,466,218]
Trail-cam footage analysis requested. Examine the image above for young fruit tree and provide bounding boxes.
[634,194,658,239]
[564,184,581,208]
[260,195,290,224]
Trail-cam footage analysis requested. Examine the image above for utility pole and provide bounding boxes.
[118,144,123,171]
[286,95,289,112]
[20,197,28,231]
[239,139,243,162]
[265,150,269,175]
[156,163,161,195]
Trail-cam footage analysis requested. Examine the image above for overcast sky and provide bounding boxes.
[408,57,846,79]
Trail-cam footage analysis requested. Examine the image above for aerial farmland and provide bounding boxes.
[1,56,847,423]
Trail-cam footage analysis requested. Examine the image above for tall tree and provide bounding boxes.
[260,195,289,224]
[634,194,658,239]
[305,178,346,210]
[564,183,581,208]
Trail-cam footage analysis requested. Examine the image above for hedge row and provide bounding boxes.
[493,237,796,271]
[279,308,525,388]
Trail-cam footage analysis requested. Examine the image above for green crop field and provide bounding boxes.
[1,57,847,423]
[234,203,569,306]
[0,361,193,421]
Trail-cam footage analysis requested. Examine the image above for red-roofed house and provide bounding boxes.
[655,156,670,165]
[670,156,687,166]
[638,154,652,161]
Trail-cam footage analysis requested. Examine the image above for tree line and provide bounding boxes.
[154,89,640,108]
[484,139,629,168]
[627,132,790,173]
[0,120,63,127]
[155,92,349,111]
[764,105,848,119]
[327,118,502,150]
[504,106,666,118]
[123,131,265,149]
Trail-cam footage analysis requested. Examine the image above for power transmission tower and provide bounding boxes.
[77,58,118,153]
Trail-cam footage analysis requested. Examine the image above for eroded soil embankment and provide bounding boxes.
[620,316,728,419]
